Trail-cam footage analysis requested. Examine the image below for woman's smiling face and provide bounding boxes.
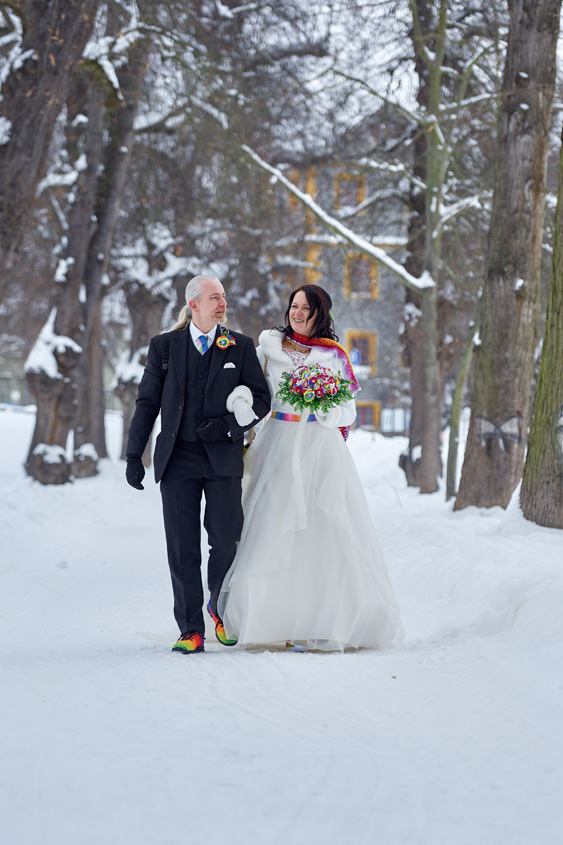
[289,290,314,336]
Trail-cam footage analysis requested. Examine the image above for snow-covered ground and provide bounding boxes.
[1,406,562,845]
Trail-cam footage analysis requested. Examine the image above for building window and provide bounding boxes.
[343,253,379,299]
[381,408,409,435]
[335,174,365,210]
[356,401,381,430]
[345,330,377,375]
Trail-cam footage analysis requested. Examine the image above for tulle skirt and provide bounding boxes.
[218,417,404,651]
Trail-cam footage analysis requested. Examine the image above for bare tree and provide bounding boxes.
[0,0,99,300]
[520,122,563,528]
[25,16,149,484]
[455,0,561,510]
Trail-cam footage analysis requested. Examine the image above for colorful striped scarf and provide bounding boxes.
[290,331,361,394]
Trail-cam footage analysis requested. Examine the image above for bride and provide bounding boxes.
[218,284,404,651]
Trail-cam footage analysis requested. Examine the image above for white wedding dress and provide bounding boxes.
[218,330,404,651]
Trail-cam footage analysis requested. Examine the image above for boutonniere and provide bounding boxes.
[216,328,236,349]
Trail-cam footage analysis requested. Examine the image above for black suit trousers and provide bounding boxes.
[160,439,243,636]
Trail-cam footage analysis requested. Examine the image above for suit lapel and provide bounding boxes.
[207,335,223,388]
[171,327,190,395]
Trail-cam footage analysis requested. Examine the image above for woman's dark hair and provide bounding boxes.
[276,284,338,341]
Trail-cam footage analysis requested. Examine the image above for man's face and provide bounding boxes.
[190,279,227,331]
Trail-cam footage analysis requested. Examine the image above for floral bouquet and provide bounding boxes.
[275,364,353,414]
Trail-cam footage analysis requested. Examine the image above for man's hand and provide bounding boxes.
[126,459,145,490]
[196,418,229,442]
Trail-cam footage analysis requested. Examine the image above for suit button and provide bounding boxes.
[179,405,183,411]
[171,433,176,439]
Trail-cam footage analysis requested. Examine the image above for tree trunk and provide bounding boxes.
[73,300,107,477]
[455,0,561,511]
[419,285,441,493]
[25,331,81,484]
[520,124,563,528]
[25,78,106,484]
[400,0,431,488]
[399,292,424,487]
[0,0,99,299]
[25,37,149,483]
[445,333,474,500]
[116,283,169,462]
[75,38,150,477]
[398,0,444,494]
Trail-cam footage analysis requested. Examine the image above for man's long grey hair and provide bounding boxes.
[164,275,220,332]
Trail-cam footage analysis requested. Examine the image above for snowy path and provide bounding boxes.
[1,407,562,844]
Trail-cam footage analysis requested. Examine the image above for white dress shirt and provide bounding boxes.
[189,321,218,352]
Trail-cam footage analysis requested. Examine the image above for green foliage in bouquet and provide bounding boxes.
[275,364,354,415]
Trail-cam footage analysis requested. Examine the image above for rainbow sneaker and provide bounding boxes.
[207,602,238,646]
[172,631,204,654]
[285,641,308,652]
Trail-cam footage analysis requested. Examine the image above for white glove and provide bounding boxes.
[232,397,258,426]
[226,385,258,427]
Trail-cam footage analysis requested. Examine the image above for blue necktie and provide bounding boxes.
[198,334,209,354]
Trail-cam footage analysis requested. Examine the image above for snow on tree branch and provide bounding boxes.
[242,145,435,293]
[439,92,494,114]
[359,158,427,193]
[25,309,82,379]
[433,193,487,238]
[332,69,424,126]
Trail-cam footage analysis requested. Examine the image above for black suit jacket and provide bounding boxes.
[126,325,271,481]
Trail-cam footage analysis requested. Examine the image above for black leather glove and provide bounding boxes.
[195,417,229,442]
[126,459,145,490]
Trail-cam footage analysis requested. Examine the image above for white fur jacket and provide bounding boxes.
[256,329,357,429]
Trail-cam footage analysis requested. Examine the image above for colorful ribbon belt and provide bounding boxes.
[271,411,316,422]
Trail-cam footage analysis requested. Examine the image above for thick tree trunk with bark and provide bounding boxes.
[116,284,169,462]
[455,0,561,511]
[25,37,149,483]
[25,341,81,484]
[398,0,443,493]
[74,39,150,476]
[73,301,107,477]
[25,77,106,484]
[0,0,99,299]
[401,0,431,488]
[520,125,563,528]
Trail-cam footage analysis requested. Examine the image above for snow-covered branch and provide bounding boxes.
[242,146,435,293]
[359,158,427,193]
[433,194,486,238]
[332,69,424,126]
[25,309,82,379]
[439,92,495,115]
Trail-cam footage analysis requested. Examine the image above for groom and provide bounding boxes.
[125,275,270,654]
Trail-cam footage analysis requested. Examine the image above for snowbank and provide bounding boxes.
[0,408,561,845]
